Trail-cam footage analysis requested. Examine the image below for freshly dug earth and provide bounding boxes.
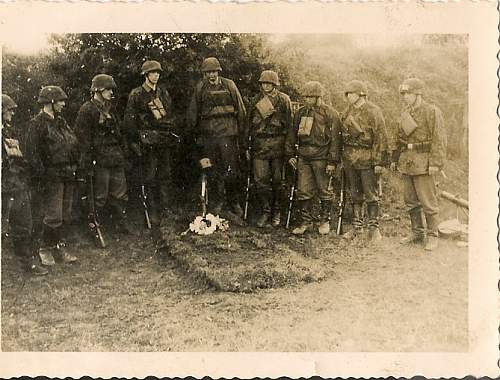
[1,159,468,351]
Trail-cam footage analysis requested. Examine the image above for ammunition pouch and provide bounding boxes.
[139,129,178,146]
[202,105,236,119]
[399,141,431,153]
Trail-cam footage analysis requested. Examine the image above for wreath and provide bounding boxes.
[187,213,229,236]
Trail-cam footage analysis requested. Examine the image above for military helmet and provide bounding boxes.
[345,80,368,97]
[91,74,117,92]
[201,57,222,72]
[140,60,163,76]
[399,78,424,95]
[37,86,68,104]
[2,94,17,111]
[258,70,280,86]
[302,81,324,97]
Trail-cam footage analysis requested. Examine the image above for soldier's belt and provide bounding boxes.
[202,105,236,119]
[343,141,372,149]
[400,141,431,152]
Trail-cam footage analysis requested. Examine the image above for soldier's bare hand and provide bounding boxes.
[289,157,297,170]
[374,165,383,175]
[245,150,251,162]
[428,166,439,176]
[390,162,397,172]
[326,164,336,176]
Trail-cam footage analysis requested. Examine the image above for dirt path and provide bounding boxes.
[1,227,467,352]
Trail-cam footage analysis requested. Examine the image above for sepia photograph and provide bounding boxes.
[0,2,497,379]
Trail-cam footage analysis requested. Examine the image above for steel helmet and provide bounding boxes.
[2,94,17,111]
[37,86,68,104]
[345,80,368,97]
[258,70,280,86]
[201,57,222,72]
[91,74,117,92]
[140,60,163,76]
[302,81,324,97]
[399,78,425,95]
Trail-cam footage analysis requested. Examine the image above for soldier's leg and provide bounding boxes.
[143,148,160,225]
[58,181,77,262]
[253,158,272,227]
[91,166,110,225]
[401,174,425,245]
[220,137,243,217]
[292,157,315,235]
[10,190,47,275]
[310,160,333,234]
[361,168,382,242]
[30,187,45,258]
[108,166,136,234]
[344,165,364,238]
[270,158,284,226]
[156,147,174,217]
[202,138,224,214]
[39,181,64,266]
[414,174,440,250]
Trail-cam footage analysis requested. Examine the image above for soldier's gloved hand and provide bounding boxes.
[428,166,439,176]
[374,165,383,175]
[130,143,142,157]
[288,157,298,170]
[390,162,397,172]
[326,164,336,176]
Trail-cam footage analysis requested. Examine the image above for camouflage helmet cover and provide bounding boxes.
[140,60,163,75]
[91,74,117,92]
[37,86,68,104]
[201,57,222,72]
[2,94,18,111]
[345,80,368,96]
[399,78,425,95]
[258,70,280,86]
[302,81,324,97]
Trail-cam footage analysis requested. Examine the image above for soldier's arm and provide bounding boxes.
[283,94,293,131]
[371,107,388,167]
[328,109,343,165]
[186,86,201,140]
[24,120,45,181]
[429,106,446,169]
[123,92,141,145]
[285,109,300,159]
[74,106,94,168]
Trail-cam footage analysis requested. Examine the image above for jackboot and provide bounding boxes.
[256,191,271,228]
[271,186,283,227]
[39,226,57,266]
[52,227,78,263]
[292,200,314,235]
[424,213,439,251]
[15,239,48,276]
[367,203,382,243]
[318,200,332,235]
[271,210,281,227]
[342,203,364,239]
[400,208,425,245]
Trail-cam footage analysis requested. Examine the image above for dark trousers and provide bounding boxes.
[253,157,284,212]
[141,145,173,210]
[296,158,333,201]
[94,166,128,209]
[2,190,33,257]
[43,180,75,230]
[344,166,379,205]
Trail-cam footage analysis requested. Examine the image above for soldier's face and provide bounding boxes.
[147,71,160,84]
[304,97,318,107]
[402,92,417,106]
[101,89,114,101]
[346,93,360,105]
[53,100,65,113]
[2,109,14,123]
[205,70,219,84]
[261,83,274,94]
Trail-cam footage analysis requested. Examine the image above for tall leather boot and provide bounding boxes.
[52,227,78,263]
[367,202,382,243]
[39,226,57,266]
[15,239,48,276]
[271,185,283,227]
[424,213,439,251]
[292,199,313,235]
[256,190,271,228]
[400,208,425,245]
[342,203,364,239]
[318,200,332,235]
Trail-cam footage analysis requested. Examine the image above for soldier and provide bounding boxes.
[246,70,293,227]
[123,60,177,225]
[75,74,135,235]
[187,57,247,218]
[285,81,342,235]
[339,80,388,243]
[390,78,446,251]
[1,94,48,275]
[26,86,79,265]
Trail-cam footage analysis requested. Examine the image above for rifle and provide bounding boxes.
[336,166,346,235]
[285,142,299,229]
[138,154,152,229]
[243,135,252,220]
[87,161,106,248]
[440,191,468,210]
[200,170,208,218]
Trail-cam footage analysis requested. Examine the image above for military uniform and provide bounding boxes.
[392,100,446,241]
[75,98,130,228]
[285,103,342,226]
[339,100,388,235]
[247,88,293,224]
[26,110,79,258]
[2,114,47,275]
[123,82,177,217]
[187,76,247,213]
